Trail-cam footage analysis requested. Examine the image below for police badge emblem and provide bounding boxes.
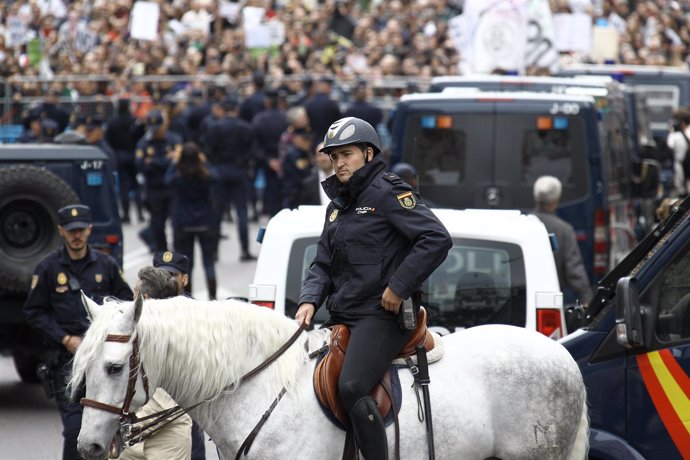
[396,191,416,209]
[95,274,103,283]
[163,251,173,263]
[71,208,78,217]
[57,272,67,285]
[329,209,339,222]
[31,275,38,289]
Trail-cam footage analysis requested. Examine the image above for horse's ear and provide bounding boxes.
[133,292,143,323]
[81,291,100,322]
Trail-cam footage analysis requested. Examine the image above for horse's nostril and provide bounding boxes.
[78,442,105,459]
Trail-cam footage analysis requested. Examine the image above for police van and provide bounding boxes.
[561,195,690,459]
[389,90,658,296]
[0,144,123,381]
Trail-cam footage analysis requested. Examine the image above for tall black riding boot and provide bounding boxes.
[349,396,389,460]
[207,277,217,300]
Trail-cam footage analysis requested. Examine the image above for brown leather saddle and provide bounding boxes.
[313,307,435,426]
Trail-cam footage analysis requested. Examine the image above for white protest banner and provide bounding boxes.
[74,24,97,53]
[130,1,160,41]
[245,19,285,49]
[553,13,592,53]
[220,1,240,23]
[457,0,559,74]
[525,0,559,72]
[7,15,27,47]
[591,25,619,63]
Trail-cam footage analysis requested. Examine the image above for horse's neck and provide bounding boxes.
[137,305,313,408]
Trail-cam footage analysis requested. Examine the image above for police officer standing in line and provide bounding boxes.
[106,98,146,224]
[304,76,342,145]
[135,109,183,253]
[24,204,134,460]
[343,80,383,130]
[252,88,288,217]
[281,128,314,209]
[295,118,452,460]
[240,71,267,123]
[204,97,257,261]
[74,114,118,168]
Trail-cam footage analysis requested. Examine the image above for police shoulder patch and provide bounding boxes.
[396,191,416,209]
[329,209,339,222]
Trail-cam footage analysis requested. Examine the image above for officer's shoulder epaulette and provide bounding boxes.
[382,172,403,185]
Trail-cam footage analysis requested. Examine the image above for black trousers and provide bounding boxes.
[335,314,412,412]
[145,188,171,252]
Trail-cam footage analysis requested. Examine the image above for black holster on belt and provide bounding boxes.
[398,291,421,331]
[36,348,60,399]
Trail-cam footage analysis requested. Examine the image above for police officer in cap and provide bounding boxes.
[135,109,183,253]
[295,118,451,459]
[153,250,191,294]
[24,204,133,460]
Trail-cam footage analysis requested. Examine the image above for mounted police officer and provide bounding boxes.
[135,109,183,253]
[23,204,133,460]
[295,118,452,459]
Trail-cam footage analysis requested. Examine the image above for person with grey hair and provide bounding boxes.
[531,175,592,305]
[119,266,192,460]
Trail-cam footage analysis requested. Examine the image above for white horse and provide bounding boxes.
[70,295,588,460]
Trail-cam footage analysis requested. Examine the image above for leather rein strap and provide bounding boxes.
[80,334,150,420]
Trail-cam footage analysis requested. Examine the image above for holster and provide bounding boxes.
[398,291,421,331]
[36,348,60,400]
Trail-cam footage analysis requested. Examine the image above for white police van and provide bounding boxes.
[249,206,567,338]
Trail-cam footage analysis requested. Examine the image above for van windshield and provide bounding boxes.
[401,112,589,208]
[285,236,527,334]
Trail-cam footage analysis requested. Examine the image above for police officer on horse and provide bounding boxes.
[296,117,451,459]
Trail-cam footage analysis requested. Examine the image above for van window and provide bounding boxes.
[634,85,679,133]
[422,238,526,332]
[402,112,589,208]
[286,236,527,331]
[654,240,690,342]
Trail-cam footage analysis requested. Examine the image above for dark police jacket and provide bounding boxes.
[299,156,452,317]
[135,132,182,189]
[24,246,133,346]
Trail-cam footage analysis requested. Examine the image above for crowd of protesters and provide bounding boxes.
[3,1,690,102]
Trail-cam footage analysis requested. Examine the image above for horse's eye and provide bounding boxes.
[108,364,124,375]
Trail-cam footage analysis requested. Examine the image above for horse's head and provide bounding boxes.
[71,293,150,460]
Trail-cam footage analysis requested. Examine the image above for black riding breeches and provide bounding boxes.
[336,314,413,412]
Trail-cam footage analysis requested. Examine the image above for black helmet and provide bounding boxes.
[319,117,382,155]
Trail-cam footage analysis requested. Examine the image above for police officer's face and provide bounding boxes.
[58,225,92,252]
[328,145,373,183]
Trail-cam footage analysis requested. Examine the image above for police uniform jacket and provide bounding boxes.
[165,164,218,231]
[344,102,383,130]
[24,246,133,347]
[135,132,182,189]
[204,116,254,168]
[282,144,313,208]
[252,109,287,162]
[299,156,452,317]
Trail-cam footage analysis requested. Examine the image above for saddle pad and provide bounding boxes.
[313,349,402,431]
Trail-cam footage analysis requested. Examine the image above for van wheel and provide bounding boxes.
[0,165,79,292]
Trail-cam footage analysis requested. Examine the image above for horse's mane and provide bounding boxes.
[70,297,312,408]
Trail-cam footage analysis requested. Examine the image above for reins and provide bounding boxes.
[81,322,307,450]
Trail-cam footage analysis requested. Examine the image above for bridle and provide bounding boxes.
[80,333,150,426]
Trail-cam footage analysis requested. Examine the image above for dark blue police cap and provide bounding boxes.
[153,251,189,275]
[58,204,92,230]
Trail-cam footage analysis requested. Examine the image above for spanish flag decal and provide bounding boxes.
[637,349,690,458]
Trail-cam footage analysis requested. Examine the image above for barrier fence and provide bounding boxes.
[0,74,431,143]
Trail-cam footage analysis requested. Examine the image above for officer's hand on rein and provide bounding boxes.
[382,287,403,314]
[62,335,82,354]
[296,303,315,326]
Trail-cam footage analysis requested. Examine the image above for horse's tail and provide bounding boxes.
[567,396,590,460]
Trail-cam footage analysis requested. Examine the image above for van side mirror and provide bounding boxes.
[615,277,644,348]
